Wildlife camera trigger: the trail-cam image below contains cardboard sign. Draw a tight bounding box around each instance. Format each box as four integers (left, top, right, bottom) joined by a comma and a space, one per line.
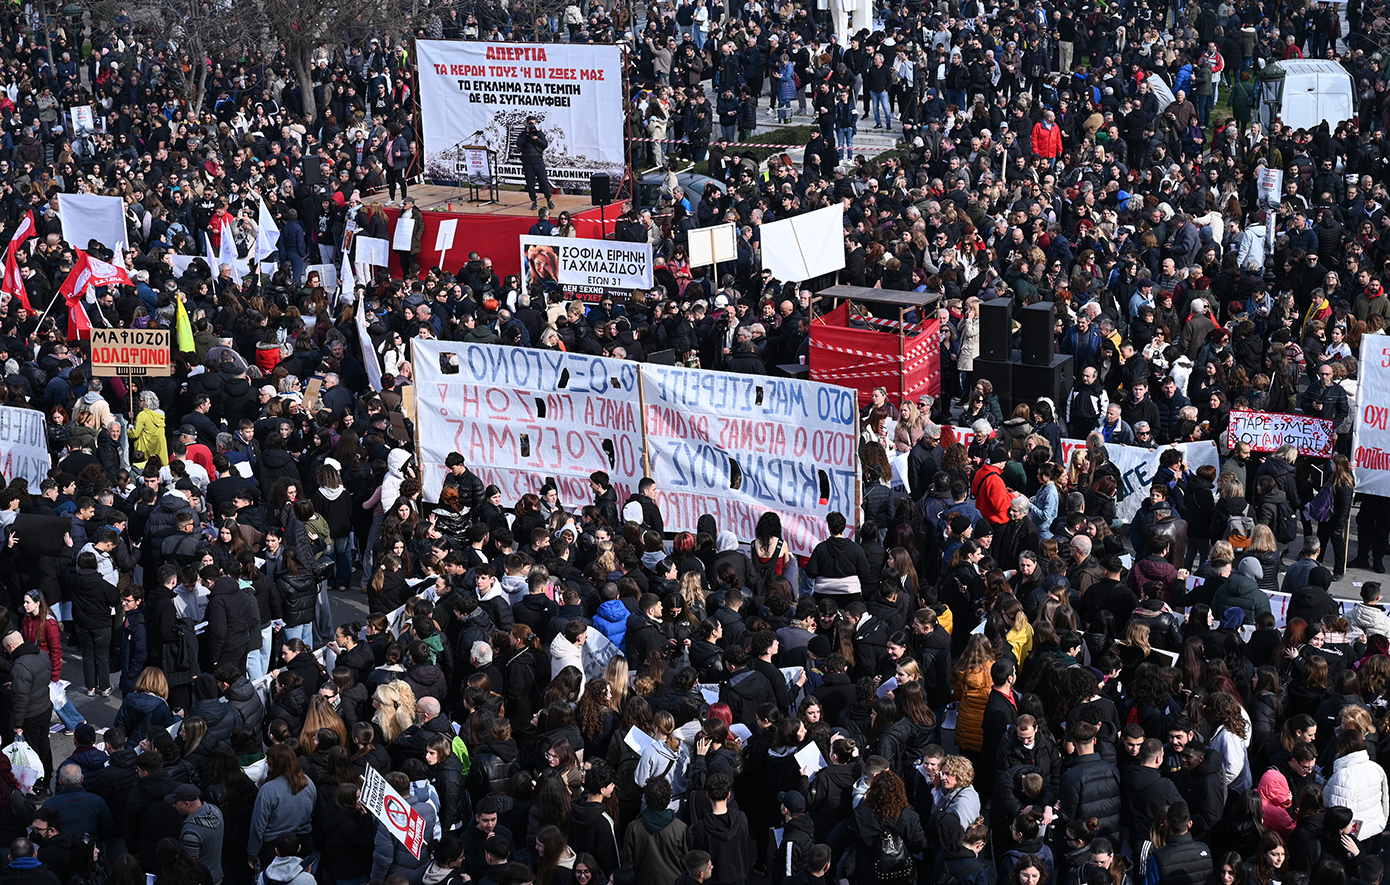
91, 328, 171, 376
360, 765, 426, 858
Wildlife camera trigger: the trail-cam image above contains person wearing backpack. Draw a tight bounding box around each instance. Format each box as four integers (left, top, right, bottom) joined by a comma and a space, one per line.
844, 769, 925, 884
1314, 454, 1355, 580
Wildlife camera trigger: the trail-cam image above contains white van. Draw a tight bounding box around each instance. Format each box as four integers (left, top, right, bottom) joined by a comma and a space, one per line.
1256, 59, 1356, 131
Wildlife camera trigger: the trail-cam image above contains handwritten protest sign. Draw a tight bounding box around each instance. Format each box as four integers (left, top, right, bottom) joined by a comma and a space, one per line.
1229, 409, 1334, 458
641, 365, 858, 556
411, 340, 645, 506
0, 407, 49, 491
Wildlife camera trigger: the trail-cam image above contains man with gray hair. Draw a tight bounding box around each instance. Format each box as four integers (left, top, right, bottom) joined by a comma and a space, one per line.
993, 496, 1040, 571
42, 763, 114, 840
1068, 535, 1105, 595
390, 696, 455, 765
318, 372, 354, 415
5, 632, 52, 791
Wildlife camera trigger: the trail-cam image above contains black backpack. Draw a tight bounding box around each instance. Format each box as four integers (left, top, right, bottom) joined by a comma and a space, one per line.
874, 821, 914, 880
1275, 500, 1299, 544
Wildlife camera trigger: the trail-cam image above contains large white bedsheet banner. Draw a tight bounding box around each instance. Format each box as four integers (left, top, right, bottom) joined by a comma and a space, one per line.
0, 406, 49, 490
411, 340, 644, 507
760, 204, 846, 283
416, 41, 624, 186
641, 364, 859, 556
58, 193, 126, 252
1354, 335, 1390, 495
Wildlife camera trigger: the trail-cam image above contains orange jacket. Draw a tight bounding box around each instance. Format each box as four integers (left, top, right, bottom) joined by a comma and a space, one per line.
953, 664, 992, 752
971, 463, 1013, 525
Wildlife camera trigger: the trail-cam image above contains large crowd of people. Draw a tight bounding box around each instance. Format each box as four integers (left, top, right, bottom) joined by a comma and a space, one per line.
0, 2, 1379, 885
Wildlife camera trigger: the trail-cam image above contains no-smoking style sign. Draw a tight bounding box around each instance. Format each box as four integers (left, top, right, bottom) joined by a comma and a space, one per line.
362, 765, 427, 858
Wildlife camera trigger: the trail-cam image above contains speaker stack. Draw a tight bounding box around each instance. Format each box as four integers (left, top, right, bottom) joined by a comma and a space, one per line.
1012, 300, 1074, 411
590, 172, 611, 205
969, 297, 1015, 413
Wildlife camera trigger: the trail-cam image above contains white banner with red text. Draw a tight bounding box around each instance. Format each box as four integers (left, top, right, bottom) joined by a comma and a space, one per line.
1356, 336, 1390, 495
1228, 408, 1334, 458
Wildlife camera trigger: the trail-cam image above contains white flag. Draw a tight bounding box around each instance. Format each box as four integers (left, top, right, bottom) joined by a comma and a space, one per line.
254, 198, 280, 263
348, 255, 383, 392
218, 219, 241, 285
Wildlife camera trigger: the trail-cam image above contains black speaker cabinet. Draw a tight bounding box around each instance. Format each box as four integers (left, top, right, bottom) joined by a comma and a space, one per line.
979, 297, 1013, 362
973, 351, 1018, 416
1020, 301, 1055, 365
590, 172, 612, 205
304, 156, 324, 186
1012, 354, 1074, 414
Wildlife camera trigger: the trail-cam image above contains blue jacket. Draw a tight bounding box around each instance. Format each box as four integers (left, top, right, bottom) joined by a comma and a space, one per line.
594, 599, 631, 651
112, 690, 174, 749
1061, 324, 1104, 367
282, 220, 307, 258
42, 787, 115, 839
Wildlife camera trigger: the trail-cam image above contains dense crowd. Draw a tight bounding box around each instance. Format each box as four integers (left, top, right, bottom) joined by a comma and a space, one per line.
0, 2, 1381, 885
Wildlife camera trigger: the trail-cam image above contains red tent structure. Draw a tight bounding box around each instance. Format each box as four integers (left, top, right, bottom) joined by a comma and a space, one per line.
809, 287, 942, 407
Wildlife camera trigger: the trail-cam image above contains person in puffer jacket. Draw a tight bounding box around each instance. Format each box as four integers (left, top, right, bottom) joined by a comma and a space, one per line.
1259, 769, 1295, 837
373, 770, 436, 883
1323, 730, 1390, 840
593, 585, 630, 652
1350, 582, 1390, 640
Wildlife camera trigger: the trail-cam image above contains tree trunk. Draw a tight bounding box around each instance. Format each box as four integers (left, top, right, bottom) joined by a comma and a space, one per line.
291, 44, 316, 122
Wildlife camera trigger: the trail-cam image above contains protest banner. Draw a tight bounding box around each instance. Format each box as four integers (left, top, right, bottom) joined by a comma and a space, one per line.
947, 426, 1217, 522
1355, 335, 1390, 494
416, 41, 624, 188
519, 235, 653, 303
0, 406, 49, 491
360, 765, 426, 858
640, 364, 859, 556
1228, 409, 1334, 458
411, 339, 645, 507
90, 328, 171, 376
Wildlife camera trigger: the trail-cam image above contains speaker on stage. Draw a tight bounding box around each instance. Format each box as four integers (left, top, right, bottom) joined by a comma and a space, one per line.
590, 173, 611, 205
973, 352, 1017, 416
1020, 301, 1055, 366
979, 297, 1012, 362
1013, 354, 1074, 414
304, 157, 324, 186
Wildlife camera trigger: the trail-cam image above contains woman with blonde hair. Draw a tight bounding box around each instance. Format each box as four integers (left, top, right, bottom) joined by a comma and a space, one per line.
299, 695, 349, 753
934, 755, 982, 829
633, 710, 689, 807
604, 656, 629, 713
113, 666, 175, 748
1245, 524, 1283, 593
952, 634, 996, 765
373, 681, 417, 743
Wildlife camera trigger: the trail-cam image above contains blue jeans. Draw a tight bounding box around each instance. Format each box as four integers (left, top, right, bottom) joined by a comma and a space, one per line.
836, 126, 855, 155
282, 623, 313, 646
693, 25, 706, 51
870, 90, 891, 128
248, 625, 273, 682
332, 536, 352, 587
721, 124, 737, 142
1196, 93, 1213, 126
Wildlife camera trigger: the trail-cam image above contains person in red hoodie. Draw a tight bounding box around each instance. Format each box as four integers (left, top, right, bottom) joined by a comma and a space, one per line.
1031, 109, 1063, 165
970, 449, 1014, 525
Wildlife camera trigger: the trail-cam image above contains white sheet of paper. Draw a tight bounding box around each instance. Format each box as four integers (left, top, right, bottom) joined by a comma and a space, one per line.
780, 666, 804, 689
794, 742, 828, 779
435, 218, 458, 252
877, 676, 899, 698
729, 724, 752, 742
773, 827, 785, 848
393, 217, 416, 251
624, 727, 655, 755
357, 236, 390, 267
698, 684, 721, 705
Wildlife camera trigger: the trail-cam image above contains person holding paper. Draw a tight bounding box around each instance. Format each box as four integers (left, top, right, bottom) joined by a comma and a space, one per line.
393, 199, 423, 279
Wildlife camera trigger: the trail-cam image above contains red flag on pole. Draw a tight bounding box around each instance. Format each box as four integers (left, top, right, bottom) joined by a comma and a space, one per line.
1, 250, 30, 312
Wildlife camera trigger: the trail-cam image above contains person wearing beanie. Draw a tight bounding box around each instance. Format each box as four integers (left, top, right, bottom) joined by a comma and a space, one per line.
1286, 565, 1340, 626
1210, 557, 1270, 626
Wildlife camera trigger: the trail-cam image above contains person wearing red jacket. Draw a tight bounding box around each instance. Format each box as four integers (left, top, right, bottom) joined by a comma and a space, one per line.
971, 452, 1015, 525
1031, 109, 1063, 164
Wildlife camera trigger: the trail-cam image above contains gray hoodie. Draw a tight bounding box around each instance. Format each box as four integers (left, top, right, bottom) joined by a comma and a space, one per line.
181, 803, 225, 883
260, 856, 315, 885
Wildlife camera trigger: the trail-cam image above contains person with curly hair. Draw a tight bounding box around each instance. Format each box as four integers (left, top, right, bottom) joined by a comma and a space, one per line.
845, 770, 926, 884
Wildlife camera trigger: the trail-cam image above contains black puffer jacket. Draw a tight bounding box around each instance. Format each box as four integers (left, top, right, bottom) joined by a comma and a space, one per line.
468, 739, 519, 802
69, 566, 119, 631
277, 570, 318, 627
432, 753, 466, 833
205, 577, 256, 663
1058, 752, 1122, 842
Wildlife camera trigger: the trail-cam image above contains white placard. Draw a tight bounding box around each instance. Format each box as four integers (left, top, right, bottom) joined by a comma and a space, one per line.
435, 219, 458, 253
393, 218, 416, 251
58, 193, 125, 254
357, 236, 390, 267
69, 105, 94, 134
689, 223, 737, 267
0, 406, 49, 490
360, 765, 426, 858
760, 204, 845, 282
306, 263, 338, 290
1354, 335, 1390, 494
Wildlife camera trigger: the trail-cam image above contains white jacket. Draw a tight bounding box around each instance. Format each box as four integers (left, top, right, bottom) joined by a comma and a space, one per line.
549, 634, 585, 689
1350, 602, 1390, 642
1236, 225, 1268, 271
1325, 749, 1390, 838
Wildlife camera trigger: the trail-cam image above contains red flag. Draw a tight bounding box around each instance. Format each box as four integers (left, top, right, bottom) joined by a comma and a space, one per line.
1, 250, 30, 312
66, 298, 90, 340
7, 212, 34, 256
59, 251, 92, 304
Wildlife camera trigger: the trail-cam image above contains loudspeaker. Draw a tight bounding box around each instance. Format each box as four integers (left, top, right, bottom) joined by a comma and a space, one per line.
973, 352, 1018, 416
1013, 354, 1074, 414
979, 297, 1013, 362
1020, 301, 1055, 365
304, 156, 324, 186
590, 172, 611, 205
